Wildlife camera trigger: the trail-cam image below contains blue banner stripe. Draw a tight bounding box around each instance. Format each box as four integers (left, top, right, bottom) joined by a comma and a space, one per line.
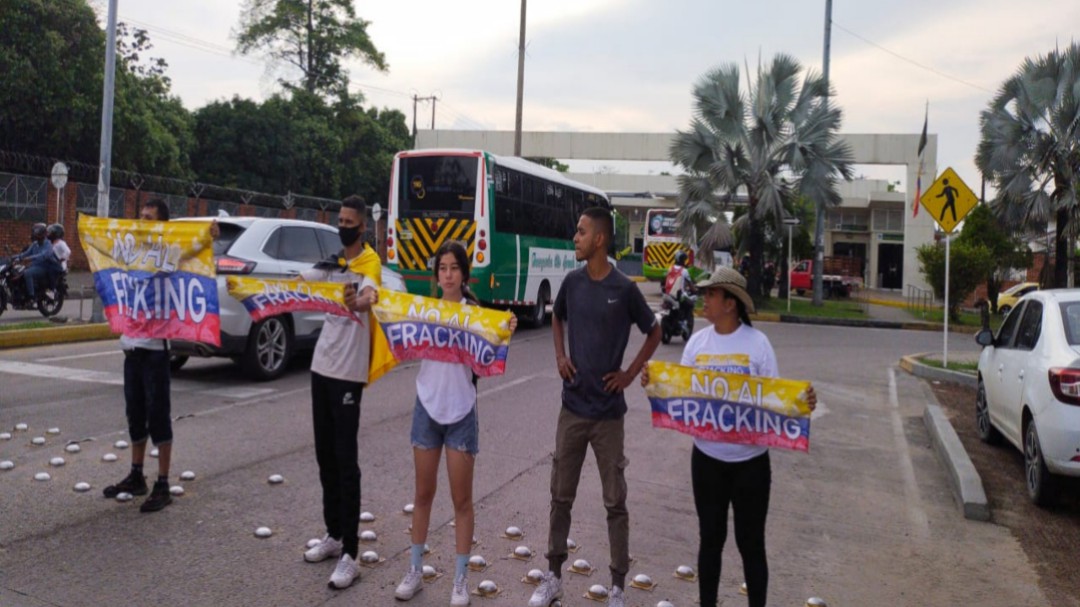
93, 267, 219, 316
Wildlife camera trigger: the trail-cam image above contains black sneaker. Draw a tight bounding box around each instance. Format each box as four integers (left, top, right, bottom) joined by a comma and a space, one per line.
103, 470, 148, 498
140, 481, 172, 513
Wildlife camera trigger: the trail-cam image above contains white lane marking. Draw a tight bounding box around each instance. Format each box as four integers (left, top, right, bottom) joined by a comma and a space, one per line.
0, 360, 277, 400
0, 360, 124, 385
888, 366, 930, 538
478, 373, 554, 398
37, 350, 124, 362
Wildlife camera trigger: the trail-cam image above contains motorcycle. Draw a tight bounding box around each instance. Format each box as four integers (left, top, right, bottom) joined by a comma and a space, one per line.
660, 291, 695, 344
0, 252, 67, 318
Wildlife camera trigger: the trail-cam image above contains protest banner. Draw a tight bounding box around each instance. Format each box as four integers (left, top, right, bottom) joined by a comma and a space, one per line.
645, 360, 813, 452
78, 214, 219, 345
372, 289, 513, 377
227, 277, 351, 323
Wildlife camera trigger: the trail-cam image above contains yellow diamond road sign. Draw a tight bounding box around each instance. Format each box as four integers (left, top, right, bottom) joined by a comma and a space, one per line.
920, 167, 978, 233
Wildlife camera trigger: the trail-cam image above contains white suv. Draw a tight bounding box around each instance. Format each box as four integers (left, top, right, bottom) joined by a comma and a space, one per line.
171, 217, 400, 381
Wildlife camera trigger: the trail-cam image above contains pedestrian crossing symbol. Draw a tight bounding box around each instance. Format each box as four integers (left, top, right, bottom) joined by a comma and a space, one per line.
920, 167, 978, 233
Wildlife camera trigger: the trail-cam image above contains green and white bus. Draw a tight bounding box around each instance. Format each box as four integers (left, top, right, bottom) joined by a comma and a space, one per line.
385, 149, 612, 324
642, 208, 696, 280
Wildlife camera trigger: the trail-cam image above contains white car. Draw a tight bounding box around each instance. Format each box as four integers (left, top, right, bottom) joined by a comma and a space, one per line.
975, 289, 1080, 506
171, 217, 401, 380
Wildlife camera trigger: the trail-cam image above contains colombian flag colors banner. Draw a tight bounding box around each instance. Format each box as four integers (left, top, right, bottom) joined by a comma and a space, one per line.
645, 360, 813, 452
78, 214, 220, 345
372, 289, 513, 377
227, 277, 351, 323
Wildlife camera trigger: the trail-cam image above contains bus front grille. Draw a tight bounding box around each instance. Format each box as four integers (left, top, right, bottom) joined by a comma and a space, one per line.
395, 218, 477, 271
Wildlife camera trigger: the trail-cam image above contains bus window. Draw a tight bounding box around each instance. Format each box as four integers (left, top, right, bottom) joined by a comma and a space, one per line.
399, 155, 477, 217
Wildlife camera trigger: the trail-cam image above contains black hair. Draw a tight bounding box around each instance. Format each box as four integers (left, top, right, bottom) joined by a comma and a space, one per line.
581, 206, 613, 244
143, 198, 169, 221
341, 194, 368, 220
718, 289, 753, 327
432, 240, 478, 305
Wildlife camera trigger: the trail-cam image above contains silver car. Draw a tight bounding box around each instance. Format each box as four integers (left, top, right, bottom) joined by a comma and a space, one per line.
171, 217, 400, 380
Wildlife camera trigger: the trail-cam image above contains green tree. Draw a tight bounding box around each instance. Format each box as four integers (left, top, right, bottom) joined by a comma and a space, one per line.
976, 42, 1080, 288
669, 55, 853, 304
0, 0, 106, 161
957, 203, 1032, 313
916, 241, 996, 321
236, 0, 388, 98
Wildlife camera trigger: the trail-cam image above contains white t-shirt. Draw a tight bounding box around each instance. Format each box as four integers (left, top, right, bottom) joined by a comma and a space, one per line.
302, 266, 376, 383
680, 323, 779, 462
52, 240, 71, 270
416, 298, 477, 424
119, 334, 166, 351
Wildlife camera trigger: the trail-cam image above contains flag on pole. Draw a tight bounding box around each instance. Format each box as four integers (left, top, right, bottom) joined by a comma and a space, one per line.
914, 104, 928, 218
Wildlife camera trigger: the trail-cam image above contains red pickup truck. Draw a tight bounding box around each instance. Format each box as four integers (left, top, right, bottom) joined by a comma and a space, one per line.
789, 258, 863, 298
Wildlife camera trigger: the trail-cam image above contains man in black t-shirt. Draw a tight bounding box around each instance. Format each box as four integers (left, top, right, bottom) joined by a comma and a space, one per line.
528, 207, 662, 607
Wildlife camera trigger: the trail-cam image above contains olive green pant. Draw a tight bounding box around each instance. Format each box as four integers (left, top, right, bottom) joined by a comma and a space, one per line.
544, 407, 629, 589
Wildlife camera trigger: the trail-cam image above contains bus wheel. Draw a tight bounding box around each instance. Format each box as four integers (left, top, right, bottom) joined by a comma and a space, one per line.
529, 282, 550, 327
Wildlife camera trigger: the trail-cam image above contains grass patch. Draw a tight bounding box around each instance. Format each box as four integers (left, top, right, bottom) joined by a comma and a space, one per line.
0, 320, 54, 332
917, 356, 979, 374
757, 297, 867, 319
910, 308, 1003, 331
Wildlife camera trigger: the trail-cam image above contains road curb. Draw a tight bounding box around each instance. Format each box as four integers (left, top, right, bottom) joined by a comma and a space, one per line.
901, 354, 990, 521
0, 323, 116, 350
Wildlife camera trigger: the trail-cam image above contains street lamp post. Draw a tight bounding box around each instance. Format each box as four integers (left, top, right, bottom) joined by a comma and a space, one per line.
91, 0, 120, 323
783, 217, 800, 313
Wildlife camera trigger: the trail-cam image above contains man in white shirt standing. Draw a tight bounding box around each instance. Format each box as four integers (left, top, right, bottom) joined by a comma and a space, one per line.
298, 195, 380, 590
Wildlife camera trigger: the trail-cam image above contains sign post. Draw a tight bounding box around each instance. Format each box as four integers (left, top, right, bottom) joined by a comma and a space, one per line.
50, 162, 68, 224
920, 167, 979, 368
372, 203, 383, 260
783, 217, 800, 313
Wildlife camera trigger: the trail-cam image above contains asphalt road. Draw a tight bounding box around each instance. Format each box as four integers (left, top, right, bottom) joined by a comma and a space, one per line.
0, 319, 1051, 607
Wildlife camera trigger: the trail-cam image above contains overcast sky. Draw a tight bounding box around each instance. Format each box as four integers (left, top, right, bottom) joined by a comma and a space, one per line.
111, 0, 1080, 194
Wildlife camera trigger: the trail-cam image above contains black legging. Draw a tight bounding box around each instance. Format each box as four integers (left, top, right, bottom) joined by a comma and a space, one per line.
691, 446, 771, 607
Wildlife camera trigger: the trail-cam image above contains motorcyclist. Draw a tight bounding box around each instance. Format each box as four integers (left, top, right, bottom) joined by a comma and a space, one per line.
15, 223, 52, 301
663, 251, 696, 329
35, 223, 70, 291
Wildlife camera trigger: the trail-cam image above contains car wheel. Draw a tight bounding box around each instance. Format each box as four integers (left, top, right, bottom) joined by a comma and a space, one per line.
974, 380, 1002, 445
1024, 419, 1059, 508
529, 281, 550, 327
243, 316, 294, 381
169, 354, 189, 372
999, 305, 1011, 316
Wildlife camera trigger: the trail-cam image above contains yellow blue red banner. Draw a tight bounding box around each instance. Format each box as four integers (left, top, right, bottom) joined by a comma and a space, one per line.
372, 289, 514, 377
645, 360, 813, 452
78, 214, 220, 345
227, 277, 351, 323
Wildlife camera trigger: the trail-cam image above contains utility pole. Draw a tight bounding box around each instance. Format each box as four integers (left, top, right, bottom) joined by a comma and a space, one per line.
412, 94, 438, 139
812, 0, 833, 307
513, 0, 527, 156
92, 0, 119, 323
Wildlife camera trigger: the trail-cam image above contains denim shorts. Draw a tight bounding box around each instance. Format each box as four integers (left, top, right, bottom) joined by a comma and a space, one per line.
410, 398, 479, 455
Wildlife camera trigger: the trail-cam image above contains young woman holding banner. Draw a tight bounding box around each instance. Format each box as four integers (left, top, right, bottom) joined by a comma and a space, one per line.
642, 266, 816, 607
394, 241, 517, 606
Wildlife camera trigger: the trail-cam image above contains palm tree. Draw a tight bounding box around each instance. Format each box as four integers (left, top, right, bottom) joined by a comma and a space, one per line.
670, 55, 853, 303
976, 42, 1080, 288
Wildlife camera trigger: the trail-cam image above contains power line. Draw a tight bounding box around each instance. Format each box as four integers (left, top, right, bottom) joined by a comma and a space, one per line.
832, 21, 994, 94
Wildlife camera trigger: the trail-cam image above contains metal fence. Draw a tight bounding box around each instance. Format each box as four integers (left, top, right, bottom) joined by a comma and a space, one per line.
75, 183, 124, 217
0, 172, 47, 222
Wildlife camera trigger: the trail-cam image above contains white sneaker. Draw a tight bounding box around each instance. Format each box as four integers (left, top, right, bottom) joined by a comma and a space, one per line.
394, 567, 424, 600
608, 585, 625, 607
304, 535, 343, 563
527, 572, 562, 607
450, 575, 470, 606
328, 553, 359, 589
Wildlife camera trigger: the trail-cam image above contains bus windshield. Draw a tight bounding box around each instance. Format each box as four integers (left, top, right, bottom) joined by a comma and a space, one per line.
647, 210, 679, 237
398, 155, 478, 217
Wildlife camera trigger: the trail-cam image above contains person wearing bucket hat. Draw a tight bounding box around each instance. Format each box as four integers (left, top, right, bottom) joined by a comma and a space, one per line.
642, 266, 816, 607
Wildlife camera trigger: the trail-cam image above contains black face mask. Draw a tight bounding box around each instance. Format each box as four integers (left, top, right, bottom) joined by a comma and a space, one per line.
338, 225, 361, 247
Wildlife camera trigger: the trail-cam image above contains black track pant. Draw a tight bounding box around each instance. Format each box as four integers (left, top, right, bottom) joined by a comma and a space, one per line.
692, 447, 771, 607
